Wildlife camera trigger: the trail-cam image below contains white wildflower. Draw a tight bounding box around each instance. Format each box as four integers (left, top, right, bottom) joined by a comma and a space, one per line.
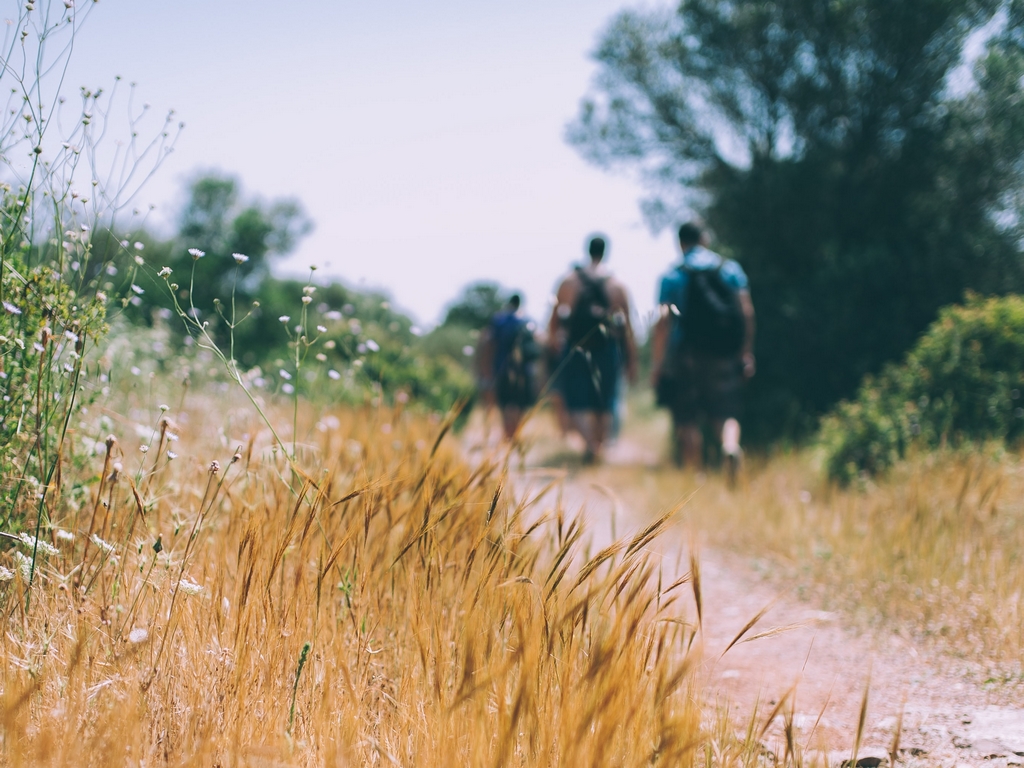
278, 315, 290, 323
2, 301, 21, 315
130, 284, 144, 295
167, 451, 178, 460
366, 339, 380, 352
315, 353, 327, 362
134, 242, 144, 251
279, 370, 292, 380
324, 310, 342, 321
128, 627, 149, 643
18, 532, 59, 556
54, 529, 75, 542
178, 578, 203, 596
0, 565, 13, 581
282, 383, 295, 394
12, 551, 32, 580
90, 533, 116, 554
188, 248, 205, 260
134, 255, 145, 266
302, 285, 316, 296
316, 325, 327, 333
301, 296, 312, 305
232, 252, 249, 264
158, 266, 172, 277
328, 369, 341, 380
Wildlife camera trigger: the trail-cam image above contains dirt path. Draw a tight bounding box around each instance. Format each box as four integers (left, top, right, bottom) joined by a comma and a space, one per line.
486, 425, 1024, 767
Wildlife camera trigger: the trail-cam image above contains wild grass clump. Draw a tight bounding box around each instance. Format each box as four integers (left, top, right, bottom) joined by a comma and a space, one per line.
0, 400, 725, 766
819, 294, 1024, 483
628, 449, 1024, 664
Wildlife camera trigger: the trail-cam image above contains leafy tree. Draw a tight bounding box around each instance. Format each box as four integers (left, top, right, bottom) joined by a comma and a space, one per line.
441, 281, 512, 329
569, 0, 1024, 441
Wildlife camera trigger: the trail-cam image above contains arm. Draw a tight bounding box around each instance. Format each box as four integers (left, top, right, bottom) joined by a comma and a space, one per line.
547, 277, 574, 354
650, 305, 671, 386
611, 281, 639, 383
738, 289, 755, 378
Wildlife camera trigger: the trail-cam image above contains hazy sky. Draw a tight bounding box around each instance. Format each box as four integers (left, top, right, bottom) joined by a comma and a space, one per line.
61, 0, 679, 328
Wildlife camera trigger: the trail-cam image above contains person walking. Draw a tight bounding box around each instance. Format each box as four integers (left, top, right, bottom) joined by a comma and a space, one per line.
548, 235, 637, 463
651, 222, 755, 481
477, 294, 539, 441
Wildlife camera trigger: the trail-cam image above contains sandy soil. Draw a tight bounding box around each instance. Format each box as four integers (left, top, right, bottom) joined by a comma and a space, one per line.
468, 416, 1024, 767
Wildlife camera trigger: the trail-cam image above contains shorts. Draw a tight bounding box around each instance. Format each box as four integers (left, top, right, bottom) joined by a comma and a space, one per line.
658, 355, 743, 425
559, 342, 621, 413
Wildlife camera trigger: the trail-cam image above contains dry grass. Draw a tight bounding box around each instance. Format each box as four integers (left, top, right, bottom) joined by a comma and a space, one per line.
0, 396, 769, 766
594, 403, 1024, 667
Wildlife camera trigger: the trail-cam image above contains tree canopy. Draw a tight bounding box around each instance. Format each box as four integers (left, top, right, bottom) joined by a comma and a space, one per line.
570, 0, 1024, 441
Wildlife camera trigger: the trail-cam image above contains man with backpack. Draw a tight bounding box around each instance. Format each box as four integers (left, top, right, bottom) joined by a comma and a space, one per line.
477, 293, 539, 441
548, 236, 638, 463
651, 222, 755, 480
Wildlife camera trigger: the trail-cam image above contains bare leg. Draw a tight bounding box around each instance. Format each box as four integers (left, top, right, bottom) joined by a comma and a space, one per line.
571, 411, 600, 462
676, 423, 703, 470
502, 406, 522, 441
719, 417, 742, 485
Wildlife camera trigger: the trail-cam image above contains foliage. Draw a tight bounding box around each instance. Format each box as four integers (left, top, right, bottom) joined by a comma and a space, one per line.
819, 294, 1024, 483
0, 253, 106, 529
440, 280, 512, 330
569, 0, 1024, 442
0, 1, 175, 541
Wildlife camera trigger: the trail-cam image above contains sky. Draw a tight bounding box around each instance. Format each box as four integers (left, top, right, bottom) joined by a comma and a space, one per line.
47, 0, 680, 329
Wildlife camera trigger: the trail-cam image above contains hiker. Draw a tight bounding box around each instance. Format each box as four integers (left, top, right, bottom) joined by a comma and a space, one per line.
651, 222, 755, 479
477, 294, 539, 441
548, 235, 638, 462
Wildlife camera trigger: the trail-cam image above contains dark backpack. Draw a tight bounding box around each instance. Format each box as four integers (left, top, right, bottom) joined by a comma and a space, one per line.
491, 313, 539, 402
566, 267, 612, 350
678, 264, 745, 357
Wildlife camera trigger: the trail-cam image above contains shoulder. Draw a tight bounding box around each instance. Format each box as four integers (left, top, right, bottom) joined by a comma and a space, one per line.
657, 266, 685, 304
719, 258, 749, 290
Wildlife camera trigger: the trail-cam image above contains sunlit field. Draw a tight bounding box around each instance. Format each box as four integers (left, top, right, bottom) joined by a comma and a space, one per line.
586, 396, 1024, 669
1, 394, 727, 766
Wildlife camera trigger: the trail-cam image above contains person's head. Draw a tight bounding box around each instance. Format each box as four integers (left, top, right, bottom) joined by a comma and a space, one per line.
677, 222, 704, 249
587, 235, 607, 263
507, 293, 521, 311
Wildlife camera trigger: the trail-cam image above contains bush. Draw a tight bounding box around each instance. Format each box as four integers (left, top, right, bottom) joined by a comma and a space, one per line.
819, 294, 1024, 483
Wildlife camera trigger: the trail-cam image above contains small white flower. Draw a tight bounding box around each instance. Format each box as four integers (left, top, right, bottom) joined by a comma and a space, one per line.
282, 383, 295, 394
134, 242, 144, 251
167, 451, 178, 460
0, 566, 13, 581
324, 310, 342, 321
301, 296, 312, 305
302, 285, 316, 296
134, 255, 145, 266
90, 533, 116, 554
328, 369, 341, 380
167, 432, 179, 441
231, 252, 249, 264
11, 552, 31, 580
316, 325, 327, 333
2, 301, 21, 315
130, 284, 144, 295
279, 370, 292, 380
158, 266, 172, 277
64, 330, 79, 343
366, 339, 380, 352
188, 248, 205, 260
18, 532, 59, 556
128, 627, 149, 644
178, 578, 203, 596
54, 529, 75, 542
140, 445, 149, 453
463, 345, 475, 357
315, 353, 327, 362
278, 315, 290, 323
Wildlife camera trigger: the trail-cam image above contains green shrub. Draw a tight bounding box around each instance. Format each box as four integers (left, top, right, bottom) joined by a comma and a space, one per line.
0, 255, 107, 527
819, 294, 1024, 483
